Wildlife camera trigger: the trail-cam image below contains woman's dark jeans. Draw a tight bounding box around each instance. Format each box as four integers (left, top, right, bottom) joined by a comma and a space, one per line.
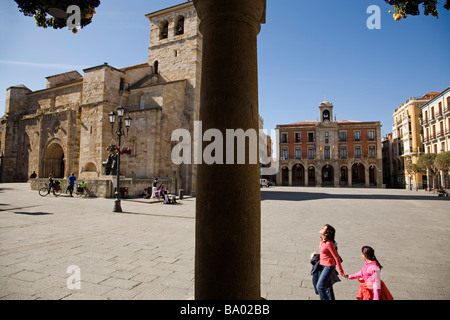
316, 266, 336, 300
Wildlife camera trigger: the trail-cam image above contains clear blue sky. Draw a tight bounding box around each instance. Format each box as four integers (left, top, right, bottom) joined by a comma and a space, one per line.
1, 0, 449, 137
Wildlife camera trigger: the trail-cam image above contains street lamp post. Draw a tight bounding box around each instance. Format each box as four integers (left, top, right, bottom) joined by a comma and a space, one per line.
109, 106, 132, 212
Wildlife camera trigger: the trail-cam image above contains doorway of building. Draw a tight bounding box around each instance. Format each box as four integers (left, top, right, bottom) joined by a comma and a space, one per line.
351, 163, 365, 186
340, 166, 348, 187
281, 166, 289, 186
369, 165, 377, 186
322, 165, 334, 187
308, 166, 315, 186
292, 164, 305, 186
43, 143, 65, 178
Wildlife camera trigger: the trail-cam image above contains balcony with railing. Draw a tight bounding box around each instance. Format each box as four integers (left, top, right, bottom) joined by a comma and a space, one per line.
444, 105, 450, 115
424, 133, 436, 143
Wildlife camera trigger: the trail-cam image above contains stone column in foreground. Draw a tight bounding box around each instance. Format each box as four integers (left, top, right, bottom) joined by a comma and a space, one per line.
193, 0, 266, 300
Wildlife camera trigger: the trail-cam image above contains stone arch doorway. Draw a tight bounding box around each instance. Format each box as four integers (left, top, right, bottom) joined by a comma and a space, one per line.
308, 166, 315, 186
369, 165, 377, 186
43, 143, 65, 178
292, 164, 305, 186
322, 164, 334, 187
281, 166, 289, 186
340, 166, 348, 187
351, 163, 365, 186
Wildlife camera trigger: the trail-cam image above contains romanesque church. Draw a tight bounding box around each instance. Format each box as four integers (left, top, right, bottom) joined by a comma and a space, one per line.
1, 2, 200, 196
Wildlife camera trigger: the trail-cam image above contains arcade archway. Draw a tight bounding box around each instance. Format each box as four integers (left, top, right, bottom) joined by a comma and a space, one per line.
322, 165, 334, 187
351, 163, 365, 186
292, 164, 305, 186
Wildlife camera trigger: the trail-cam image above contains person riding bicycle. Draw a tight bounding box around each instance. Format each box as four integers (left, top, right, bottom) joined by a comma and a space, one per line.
47, 173, 55, 195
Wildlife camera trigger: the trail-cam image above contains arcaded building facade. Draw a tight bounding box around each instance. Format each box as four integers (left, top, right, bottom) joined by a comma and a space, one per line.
276, 101, 382, 187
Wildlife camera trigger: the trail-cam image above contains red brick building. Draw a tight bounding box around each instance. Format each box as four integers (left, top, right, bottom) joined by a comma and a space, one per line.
276, 101, 382, 187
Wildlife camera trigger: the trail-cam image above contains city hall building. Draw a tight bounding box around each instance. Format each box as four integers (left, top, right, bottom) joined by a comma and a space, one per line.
276, 101, 382, 187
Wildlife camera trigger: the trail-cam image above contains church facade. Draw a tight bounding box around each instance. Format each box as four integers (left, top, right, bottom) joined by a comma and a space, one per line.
276, 101, 383, 187
0, 2, 200, 196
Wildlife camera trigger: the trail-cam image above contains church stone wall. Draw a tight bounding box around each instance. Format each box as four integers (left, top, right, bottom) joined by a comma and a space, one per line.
1, 2, 201, 194
78, 105, 103, 179
82, 67, 107, 105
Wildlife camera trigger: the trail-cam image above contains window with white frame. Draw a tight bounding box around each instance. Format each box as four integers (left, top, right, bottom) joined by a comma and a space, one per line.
340, 146, 347, 158
369, 146, 376, 158
355, 146, 362, 158
308, 147, 315, 159
282, 147, 288, 159
324, 146, 330, 159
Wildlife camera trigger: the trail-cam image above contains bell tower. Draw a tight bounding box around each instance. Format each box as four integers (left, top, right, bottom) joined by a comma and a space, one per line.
319, 100, 333, 124
145, 1, 201, 88
145, 1, 202, 193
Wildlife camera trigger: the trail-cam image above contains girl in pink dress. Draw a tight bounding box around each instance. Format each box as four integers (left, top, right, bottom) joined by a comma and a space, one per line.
345, 246, 393, 300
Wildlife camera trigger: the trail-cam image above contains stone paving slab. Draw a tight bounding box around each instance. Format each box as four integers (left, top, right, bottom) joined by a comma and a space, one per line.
1, 183, 449, 300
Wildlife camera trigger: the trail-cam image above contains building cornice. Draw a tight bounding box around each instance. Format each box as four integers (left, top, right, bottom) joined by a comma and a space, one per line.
420, 87, 450, 109
145, 1, 195, 20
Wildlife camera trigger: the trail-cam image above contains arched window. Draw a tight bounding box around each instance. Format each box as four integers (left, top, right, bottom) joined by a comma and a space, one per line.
323, 110, 330, 121
160, 20, 169, 39
175, 16, 185, 35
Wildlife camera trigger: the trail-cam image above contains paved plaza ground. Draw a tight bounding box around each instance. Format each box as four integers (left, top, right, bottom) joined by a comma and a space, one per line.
0, 183, 449, 300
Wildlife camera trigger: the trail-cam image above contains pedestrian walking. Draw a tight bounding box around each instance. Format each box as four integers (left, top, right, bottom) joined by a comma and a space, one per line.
314, 224, 346, 300
150, 179, 158, 199
345, 246, 393, 300
68, 172, 77, 197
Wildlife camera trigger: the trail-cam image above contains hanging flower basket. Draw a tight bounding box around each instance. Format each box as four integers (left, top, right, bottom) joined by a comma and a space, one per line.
107, 145, 119, 154
107, 145, 132, 155
120, 147, 132, 155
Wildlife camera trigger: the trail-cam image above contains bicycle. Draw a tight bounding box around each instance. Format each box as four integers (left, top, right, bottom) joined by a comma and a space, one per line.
75, 181, 87, 197
66, 181, 87, 197
38, 183, 62, 197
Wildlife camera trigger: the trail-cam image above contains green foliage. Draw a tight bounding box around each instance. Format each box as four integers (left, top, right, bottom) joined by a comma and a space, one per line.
435, 151, 450, 173
384, 0, 449, 19
406, 163, 423, 174
417, 153, 437, 174
14, 0, 100, 30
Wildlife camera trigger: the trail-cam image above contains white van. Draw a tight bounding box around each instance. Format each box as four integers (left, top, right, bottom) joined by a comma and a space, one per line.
260, 179, 268, 187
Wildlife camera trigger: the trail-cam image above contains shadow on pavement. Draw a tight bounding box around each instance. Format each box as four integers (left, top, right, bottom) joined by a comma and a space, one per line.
261, 190, 450, 202
14, 211, 53, 215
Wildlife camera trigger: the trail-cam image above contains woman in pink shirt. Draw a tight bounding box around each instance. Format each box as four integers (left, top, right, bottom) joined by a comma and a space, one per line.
315, 224, 346, 300
345, 246, 393, 300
